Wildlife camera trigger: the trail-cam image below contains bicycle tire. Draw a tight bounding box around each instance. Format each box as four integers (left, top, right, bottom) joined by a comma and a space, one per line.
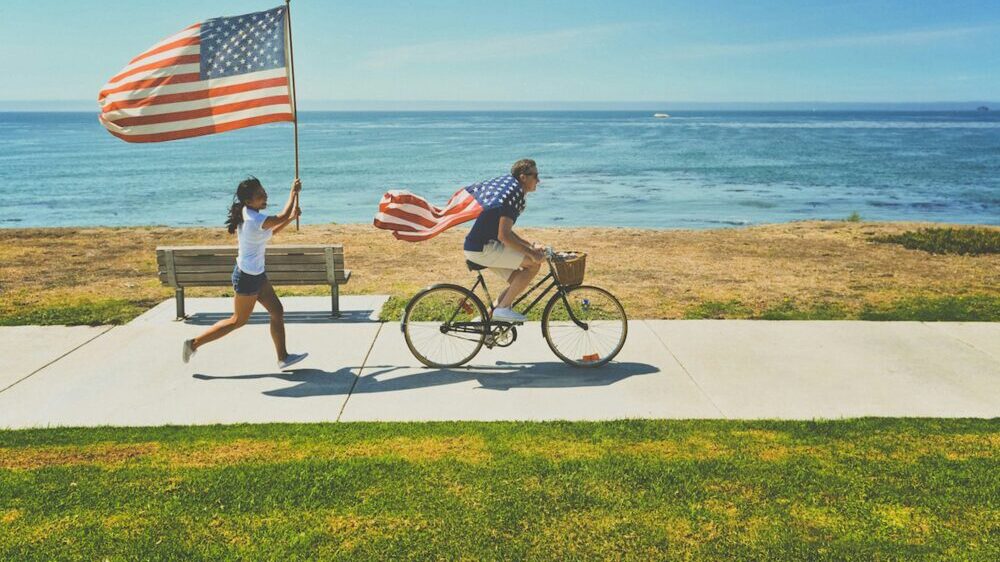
402, 284, 488, 368
541, 285, 628, 367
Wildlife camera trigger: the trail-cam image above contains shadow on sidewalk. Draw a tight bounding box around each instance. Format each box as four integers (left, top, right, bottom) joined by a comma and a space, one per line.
193, 361, 659, 397
184, 310, 378, 325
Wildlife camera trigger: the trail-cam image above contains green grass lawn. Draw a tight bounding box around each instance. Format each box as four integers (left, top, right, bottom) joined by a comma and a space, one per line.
2, 420, 997, 560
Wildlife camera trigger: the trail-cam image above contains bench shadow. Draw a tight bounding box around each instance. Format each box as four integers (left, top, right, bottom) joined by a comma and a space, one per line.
192, 361, 659, 398
184, 310, 377, 325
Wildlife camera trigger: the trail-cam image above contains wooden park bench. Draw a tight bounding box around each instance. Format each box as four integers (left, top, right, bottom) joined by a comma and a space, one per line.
156, 245, 350, 320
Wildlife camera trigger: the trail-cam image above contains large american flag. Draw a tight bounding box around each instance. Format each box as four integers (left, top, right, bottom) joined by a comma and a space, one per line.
374, 175, 526, 241
98, 6, 293, 143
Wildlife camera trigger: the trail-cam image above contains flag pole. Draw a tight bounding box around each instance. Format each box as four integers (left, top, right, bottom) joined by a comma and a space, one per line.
285, 0, 300, 230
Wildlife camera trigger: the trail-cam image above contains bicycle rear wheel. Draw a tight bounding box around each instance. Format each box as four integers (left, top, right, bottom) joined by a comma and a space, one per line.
402, 284, 488, 368
542, 285, 628, 367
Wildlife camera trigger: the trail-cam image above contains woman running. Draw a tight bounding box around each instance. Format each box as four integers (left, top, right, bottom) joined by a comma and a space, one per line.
182, 176, 308, 370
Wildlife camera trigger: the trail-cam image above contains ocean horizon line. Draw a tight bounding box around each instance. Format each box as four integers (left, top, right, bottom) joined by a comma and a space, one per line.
1, 100, 996, 112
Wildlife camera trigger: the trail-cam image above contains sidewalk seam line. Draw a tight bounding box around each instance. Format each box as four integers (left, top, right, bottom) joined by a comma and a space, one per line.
918, 321, 1000, 365
0, 326, 116, 395
336, 321, 383, 422
644, 320, 728, 418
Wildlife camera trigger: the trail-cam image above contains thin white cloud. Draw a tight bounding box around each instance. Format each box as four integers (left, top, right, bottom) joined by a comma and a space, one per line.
661, 24, 999, 60
361, 24, 632, 69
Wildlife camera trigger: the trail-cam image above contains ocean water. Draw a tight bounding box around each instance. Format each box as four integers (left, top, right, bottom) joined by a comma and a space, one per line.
0, 111, 997, 229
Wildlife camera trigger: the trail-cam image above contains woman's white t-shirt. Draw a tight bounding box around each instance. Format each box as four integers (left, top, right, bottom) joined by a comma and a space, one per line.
236, 207, 272, 275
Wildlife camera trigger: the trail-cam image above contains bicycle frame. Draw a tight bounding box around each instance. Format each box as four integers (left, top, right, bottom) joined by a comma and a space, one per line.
461, 258, 590, 331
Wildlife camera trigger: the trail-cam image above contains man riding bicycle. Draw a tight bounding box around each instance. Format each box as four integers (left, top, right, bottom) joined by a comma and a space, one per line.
462, 159, 545, 323
388, 159, 629, 368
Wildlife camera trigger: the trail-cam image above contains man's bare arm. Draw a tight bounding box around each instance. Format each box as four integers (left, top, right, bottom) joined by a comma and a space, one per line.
498, 217, 544, 262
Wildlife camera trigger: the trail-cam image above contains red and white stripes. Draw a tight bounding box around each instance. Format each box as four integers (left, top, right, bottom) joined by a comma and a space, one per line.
374, 188, 484, 241
97, 20, 293, 143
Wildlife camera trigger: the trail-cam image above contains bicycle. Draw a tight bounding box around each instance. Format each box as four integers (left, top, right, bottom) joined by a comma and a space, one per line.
402, 248, 628, 368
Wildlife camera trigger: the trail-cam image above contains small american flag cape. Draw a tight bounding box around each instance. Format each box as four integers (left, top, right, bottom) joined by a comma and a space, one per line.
98, 6, 293, 143
374, 175, 525, 241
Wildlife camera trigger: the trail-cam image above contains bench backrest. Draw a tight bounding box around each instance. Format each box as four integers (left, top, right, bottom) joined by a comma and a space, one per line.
156, 245, 346, 287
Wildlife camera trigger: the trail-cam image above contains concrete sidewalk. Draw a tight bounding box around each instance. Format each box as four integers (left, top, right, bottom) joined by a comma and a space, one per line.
0, 296, 997, 428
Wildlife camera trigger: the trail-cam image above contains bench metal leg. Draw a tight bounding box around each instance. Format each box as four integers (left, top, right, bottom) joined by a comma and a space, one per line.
175, 287, 186, 320
330, 284, 341, 318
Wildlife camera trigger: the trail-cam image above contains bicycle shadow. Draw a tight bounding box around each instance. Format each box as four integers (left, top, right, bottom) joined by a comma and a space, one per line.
192, 361, 659, 398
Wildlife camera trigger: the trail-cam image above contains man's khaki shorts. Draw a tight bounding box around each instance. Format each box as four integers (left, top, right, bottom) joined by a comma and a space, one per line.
464, 240, 526, 281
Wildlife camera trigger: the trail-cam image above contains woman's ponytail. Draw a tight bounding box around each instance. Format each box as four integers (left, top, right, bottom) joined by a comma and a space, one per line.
225, 200, 244, 234
225, 176, 262, 234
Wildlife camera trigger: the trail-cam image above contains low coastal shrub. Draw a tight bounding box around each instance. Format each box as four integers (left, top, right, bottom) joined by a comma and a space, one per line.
873, 227, 1000, 255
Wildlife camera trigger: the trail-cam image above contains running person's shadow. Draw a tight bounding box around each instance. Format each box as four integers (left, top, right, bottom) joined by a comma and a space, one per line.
193, 361, 659, 397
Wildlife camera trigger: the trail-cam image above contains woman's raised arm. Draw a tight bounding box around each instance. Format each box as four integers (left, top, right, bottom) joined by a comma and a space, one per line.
263, 179, 301, 230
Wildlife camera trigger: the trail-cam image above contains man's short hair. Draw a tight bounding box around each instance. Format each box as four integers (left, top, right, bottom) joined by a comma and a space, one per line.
510, 159, 537, 179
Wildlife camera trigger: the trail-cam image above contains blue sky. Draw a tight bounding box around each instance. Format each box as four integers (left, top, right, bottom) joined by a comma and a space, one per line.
1, 0, 997, 105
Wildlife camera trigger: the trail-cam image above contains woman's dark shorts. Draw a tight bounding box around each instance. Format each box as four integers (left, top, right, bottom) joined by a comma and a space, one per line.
232, 265, 267, 296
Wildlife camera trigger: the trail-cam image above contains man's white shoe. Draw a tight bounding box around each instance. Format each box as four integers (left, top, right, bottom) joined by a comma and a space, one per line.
491, 307, 527, 323
182, 339, 196, 364
278, 352, 309, 370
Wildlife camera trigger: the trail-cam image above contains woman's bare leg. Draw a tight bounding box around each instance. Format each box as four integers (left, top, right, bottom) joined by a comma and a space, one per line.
255, 281, 289, 361
191, 293, 258, 350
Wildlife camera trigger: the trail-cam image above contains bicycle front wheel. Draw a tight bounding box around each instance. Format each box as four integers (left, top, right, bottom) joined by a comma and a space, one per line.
542, 285, 628, 367
402, 284, 488, 368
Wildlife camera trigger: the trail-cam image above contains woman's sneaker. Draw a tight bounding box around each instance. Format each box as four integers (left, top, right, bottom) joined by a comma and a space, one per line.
182, 339, 196, 363
278, 352, 309, 370
491, 307, 527, 323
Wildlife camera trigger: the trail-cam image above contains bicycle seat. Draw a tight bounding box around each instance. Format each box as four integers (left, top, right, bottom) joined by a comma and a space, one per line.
465, 260, 488, 271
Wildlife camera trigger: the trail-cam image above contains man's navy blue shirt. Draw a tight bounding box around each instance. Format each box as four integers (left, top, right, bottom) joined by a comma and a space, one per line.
463, 175, 526, 252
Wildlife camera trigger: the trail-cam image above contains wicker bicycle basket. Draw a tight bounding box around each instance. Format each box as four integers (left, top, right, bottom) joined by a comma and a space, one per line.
552, 251, 587, 286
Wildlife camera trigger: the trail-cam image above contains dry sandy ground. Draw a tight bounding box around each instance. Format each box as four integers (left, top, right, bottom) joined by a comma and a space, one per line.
1, 221, 998, 318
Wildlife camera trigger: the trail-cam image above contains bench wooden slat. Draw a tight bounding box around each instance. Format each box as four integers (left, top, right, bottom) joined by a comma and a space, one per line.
156, 249, 340, 258
158, 244, 342, 254
158, 252, 341, 266
160, 271, 351, 284
161, 257, 343, 268
159, 263, 337, 274
162, 255, 341, 267
157, 259, 344, 272
158, 270, 352, 286
160, 263, 328, 275
166, 250, 343, 259
159, 244, 343, 249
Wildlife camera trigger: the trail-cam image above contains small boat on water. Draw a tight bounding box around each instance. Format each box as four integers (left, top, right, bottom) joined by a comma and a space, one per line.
977, 106, 989, 112
653, 113, 670, 118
